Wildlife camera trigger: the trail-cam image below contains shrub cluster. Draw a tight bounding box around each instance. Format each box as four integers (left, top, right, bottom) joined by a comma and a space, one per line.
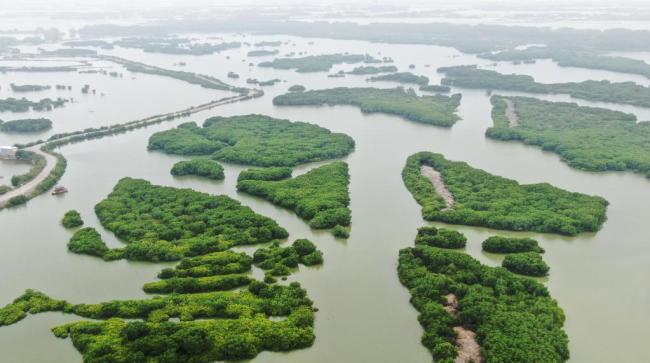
170, 159, 225, 180
253, 239, 323, 276
502, 252, 550, 277
482, 236, 544, 253
61, 210, 84, 228
414, 226, 466, 248
238, 167, 292, 182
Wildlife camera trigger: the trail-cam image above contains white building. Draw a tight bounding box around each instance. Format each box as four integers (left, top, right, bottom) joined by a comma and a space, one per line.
0, 146, 17, 159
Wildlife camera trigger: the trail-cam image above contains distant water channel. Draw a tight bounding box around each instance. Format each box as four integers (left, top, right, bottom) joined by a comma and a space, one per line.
1, 34, 649, 362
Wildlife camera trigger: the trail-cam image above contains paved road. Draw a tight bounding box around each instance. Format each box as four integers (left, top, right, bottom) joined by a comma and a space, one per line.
0, 146, 57, 207
0, 91, 260, 208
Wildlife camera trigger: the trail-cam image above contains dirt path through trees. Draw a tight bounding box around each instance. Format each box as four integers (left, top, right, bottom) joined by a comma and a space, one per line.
420, 165, 455, 211
443, 293, 483, 363
504, 98, 519, 127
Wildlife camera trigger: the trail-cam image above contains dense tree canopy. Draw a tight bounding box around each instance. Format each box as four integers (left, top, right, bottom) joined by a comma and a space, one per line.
170, 159, 225, 180
439, 65, 650, 108
347, 65, 398, 74
61, 210, 84, 228
248, 49, 279, 57
238, 167, 292, 182
0, 118, 52, 132
258, 53, 379, 72
403, 152, 608, 235
68, 227, 109, 257
502, 252, 550, 277
479, 46, 650, 79
237, 162, 351, 233
367, 72, 429, 85
488, 96, 650, 178
399, 242, 568, 362
414, 226, 466, 249
482, 236, 544, 253
0, 282, 316, 362
253, 239, 323, 277
88, 178, 288, 262
149, 115, 354, 167
273, 87, 461, 127
419, 84, 450, 93
0, 98, 66, 112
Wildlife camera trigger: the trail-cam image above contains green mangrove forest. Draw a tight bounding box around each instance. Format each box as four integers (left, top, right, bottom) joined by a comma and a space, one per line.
403, 152, 608, 235
367, 72, 429, 86
0, 118, 52, 133
170, 159, 225, 180
398, 227, 568, 362
273, 87, 461, 127
439, 65, 650, 108
237, 162, 351, 233
489, 95, 650, 178
61, 210, 84, 229
258, 53, 378, 72
68, 178, 289, 262
348, 65, 398, 74
148, 115, 355, 167
479, 47, 650, 79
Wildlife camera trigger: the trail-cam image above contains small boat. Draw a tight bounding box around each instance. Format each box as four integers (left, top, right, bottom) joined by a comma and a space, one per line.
52, 186, 68, 195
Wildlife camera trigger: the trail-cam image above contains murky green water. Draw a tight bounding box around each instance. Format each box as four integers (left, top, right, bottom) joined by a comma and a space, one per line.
1, 34, 649, 363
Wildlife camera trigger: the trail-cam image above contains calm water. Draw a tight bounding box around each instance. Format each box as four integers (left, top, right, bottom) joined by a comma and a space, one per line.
0, 34, 649, 363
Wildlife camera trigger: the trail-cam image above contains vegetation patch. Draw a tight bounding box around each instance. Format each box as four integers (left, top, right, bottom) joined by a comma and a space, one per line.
0, 118, 52, 133
419, 84, 450, 93
479, 47, 650, 79
288, 84, 306, 92
367, 72, 429, 85
149, 115, 354, 167
332, 225, 350, 239
238, 167, 292, 182
237, 162, 351, 233
439, 65, 650, 108
68, 227, 110, 258
398, 242, 568, 362
259, 53, 378, 72
482, 236, 544, 253
347, 65, 398, 74
0, 283, 316, 362
248, 49, 279, 57
254, 239, 323, 277
502, 252, 550, 277
273, 87, 461, 127
171, 159, 225, 180
489, 95, 650, 178
403, 152, 608, 235
0, 97, 66, 112
10, 84, 50, 92
414, 226, 466, 249
79, 178, 288, 262
158, 251, 252, 279
61, 210, 84, 228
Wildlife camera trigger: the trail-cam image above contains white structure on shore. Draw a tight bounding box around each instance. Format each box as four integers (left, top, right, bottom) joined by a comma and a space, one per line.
0, 146, 17, 159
